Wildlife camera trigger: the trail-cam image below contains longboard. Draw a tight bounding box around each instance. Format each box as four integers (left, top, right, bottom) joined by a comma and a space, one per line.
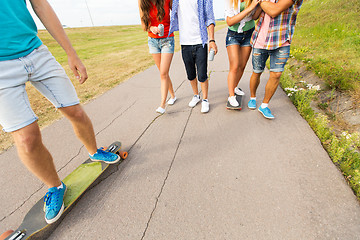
226, 92, 243, 110
5, 141, 128, 240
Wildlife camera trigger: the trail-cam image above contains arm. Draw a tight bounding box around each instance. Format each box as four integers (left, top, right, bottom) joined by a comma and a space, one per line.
207, 24, 218, 54
252, 5, 263, 20
226, 0, 260, 27
138, 0, 147, 31
30, 0, 88, 84
259, 0, 295, 18
138, 0, 160, 34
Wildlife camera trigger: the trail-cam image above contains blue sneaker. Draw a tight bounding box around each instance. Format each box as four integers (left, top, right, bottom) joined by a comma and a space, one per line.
258, 106, 275, 119
89, 148, 120, 164
248, 99, 256, 109
44, 182, 66, 224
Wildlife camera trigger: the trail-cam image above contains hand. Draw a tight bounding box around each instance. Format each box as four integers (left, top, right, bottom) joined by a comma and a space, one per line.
150, 26, 160, 35
209, 41, 218, 55
68, 54, 88, 84
250, 0, 261, 9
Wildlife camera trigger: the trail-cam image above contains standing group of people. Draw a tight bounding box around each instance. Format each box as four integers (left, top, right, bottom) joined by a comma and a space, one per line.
139, 0, 303, 120
0, 0, 302, 227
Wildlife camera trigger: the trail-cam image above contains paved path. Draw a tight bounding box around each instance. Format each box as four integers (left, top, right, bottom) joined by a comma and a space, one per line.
1, 28, 360, 239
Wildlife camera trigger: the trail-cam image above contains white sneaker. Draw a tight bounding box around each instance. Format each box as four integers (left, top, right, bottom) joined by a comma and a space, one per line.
156, 107, 165, 114
234, 87, 245, 96
188, 95, 200, 108
228, 96, 239, 107
201, 100, 210, 113
167, 96, 177, 105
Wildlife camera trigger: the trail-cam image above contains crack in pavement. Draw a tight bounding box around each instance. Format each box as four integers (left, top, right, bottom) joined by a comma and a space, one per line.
141, 106, 193, 240
0, 101, 137, 225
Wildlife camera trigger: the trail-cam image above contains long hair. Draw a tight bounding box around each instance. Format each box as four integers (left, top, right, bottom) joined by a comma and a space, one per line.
230, 0, 253, 10
140, 0, 165, 31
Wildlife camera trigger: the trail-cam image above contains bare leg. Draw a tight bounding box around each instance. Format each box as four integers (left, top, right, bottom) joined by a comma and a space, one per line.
227, 46, 252, 96
12, 122, 61, 188
152, 53, 175, 108
263, 71, 282, 103
189, 78, 199, 96
200, 79, 209, 100
59, 104, 97, 155
249, 72, 262, 98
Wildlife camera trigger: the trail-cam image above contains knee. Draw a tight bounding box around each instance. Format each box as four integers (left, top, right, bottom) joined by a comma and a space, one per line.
270, 72, 282, 80
62, 105, 88, 122
15, 131, 42, 153
160, 72, 169, 81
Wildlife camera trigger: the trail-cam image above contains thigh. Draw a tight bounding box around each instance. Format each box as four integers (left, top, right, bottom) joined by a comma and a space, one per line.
148, 37, 161, 54
195, 44, 208, 82
269, 45, 290, 73
29, 45, 80, 108
238, 46, 252, 69
0, 84, 38, 132
181, 45, 197, 80
160, 37, 175, 54
227, 44, 241, 69
252, 48, 269, 73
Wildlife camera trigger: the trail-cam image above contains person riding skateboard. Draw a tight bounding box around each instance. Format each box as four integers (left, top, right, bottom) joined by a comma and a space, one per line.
247, 0, 303, 119
0, 0, 120, 224
169, 0, 218, 113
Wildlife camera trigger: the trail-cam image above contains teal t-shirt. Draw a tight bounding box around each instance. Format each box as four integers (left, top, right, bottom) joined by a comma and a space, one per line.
228, 2, 255, 32
0, 0, 42, 61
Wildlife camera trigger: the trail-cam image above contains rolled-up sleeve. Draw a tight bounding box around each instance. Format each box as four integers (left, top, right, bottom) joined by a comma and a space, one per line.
205, 0, 216, 27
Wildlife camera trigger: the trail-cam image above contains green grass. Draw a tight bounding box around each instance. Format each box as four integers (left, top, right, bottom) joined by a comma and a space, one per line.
0, 21, 227, 152
291, 0, 360, 94
281, 66, 360, 198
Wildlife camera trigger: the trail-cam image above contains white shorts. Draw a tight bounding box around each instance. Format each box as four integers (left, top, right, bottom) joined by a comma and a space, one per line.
0, 45, 79, 132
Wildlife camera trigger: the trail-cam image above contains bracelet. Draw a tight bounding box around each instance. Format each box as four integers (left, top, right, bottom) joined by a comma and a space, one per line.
209, 40, 215, 43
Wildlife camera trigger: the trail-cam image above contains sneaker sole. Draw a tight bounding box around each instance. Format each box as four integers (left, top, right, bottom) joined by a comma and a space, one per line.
91, 154, 121, 164
258, 108, 275, 119
248, 106, 256, 110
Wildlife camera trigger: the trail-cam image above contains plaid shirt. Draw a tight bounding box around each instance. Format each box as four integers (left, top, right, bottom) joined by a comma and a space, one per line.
251, 0, 303, 50
169, 0, 216, 47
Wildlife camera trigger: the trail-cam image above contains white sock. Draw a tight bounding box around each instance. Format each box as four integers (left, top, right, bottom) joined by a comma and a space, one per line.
57, 183, 63, 189
250, 97, 256, 100
261, 103, 268, 109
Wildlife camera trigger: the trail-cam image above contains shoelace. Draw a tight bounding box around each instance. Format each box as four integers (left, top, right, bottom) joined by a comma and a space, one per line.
44, 191, 60, 211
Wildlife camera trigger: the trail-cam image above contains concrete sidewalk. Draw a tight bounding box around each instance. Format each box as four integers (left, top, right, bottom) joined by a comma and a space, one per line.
1, 28, 360, 239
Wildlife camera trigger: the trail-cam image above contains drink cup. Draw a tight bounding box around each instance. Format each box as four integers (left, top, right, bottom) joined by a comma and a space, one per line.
208, 48, 215, 61
158, 24, 164, 37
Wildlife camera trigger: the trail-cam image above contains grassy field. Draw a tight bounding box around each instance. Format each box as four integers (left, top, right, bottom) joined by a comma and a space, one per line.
0, 21, 227, 152
290, 0, 360, 98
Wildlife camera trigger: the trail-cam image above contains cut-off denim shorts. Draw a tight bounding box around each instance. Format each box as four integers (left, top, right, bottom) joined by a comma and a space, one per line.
148, 36, 175, 54
226, 28, 254, 47
0, 45, 79, 132
252, 45, 291, 73
181, 44, 208, 82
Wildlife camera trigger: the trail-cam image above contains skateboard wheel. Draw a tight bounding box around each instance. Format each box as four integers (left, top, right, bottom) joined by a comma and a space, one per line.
117, 151, 128, 160
0, 230, 14, 240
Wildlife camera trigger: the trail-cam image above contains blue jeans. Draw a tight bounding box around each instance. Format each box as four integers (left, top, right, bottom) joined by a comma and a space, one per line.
0, 45, 79, 132
226, 28, 254, 47
148, 37, 175, 54
252, 45, 291, 73
181, 44, 208, 82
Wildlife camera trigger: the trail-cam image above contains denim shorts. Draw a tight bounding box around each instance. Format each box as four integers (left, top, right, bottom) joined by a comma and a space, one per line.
252, 45, 291, 73
226, 28, 254, 47
181, 44, 208, 82
148, 36, 175, 54
0, 45, 79, 132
